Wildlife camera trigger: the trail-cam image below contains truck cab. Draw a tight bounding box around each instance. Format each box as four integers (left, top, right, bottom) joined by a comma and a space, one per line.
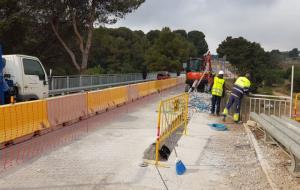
2, 55, 48, 101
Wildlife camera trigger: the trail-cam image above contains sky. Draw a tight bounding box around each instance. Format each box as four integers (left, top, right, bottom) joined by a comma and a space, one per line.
110, 0, 300, 54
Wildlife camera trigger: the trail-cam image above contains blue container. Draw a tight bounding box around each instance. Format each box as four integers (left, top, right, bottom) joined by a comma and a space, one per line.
208, 123, 227, 131
176, 159, 186, 175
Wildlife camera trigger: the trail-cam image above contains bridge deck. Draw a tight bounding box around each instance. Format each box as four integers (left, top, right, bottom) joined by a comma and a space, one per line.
0, 87, 272, 190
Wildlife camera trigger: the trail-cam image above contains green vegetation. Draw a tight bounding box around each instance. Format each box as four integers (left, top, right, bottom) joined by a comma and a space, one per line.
285, 67, 300, 92
89, 27, 207, 74
0, 0, 208, 75
145, 27, 197, 74
217, 36, 299, 93
256, 87, 273, 95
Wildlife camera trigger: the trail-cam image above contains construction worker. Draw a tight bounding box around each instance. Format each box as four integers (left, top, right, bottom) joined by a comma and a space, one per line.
222, 73, 251, 123
210, 70, 225, 116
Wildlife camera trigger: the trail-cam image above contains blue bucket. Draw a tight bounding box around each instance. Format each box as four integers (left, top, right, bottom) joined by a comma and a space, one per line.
208, 123, 227, 131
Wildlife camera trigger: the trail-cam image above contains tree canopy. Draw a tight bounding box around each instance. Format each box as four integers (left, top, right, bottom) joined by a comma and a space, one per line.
1, 1, 209, 75
187, 31, 208, 57
217, 36, 278, 85
145, 27, 196, 74
23, 0, 145, 72
289, 48, 299, 58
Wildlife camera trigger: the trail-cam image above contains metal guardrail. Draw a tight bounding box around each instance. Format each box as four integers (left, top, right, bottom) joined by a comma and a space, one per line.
49, 72, 178, 96
221, 92, 292, 122
248, 94, 291, 118
250, 113, 300, 175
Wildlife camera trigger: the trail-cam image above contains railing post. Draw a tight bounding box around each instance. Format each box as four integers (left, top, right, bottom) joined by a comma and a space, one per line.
67, 76, 70, 89
51, 77, 54, 90
79, 75, 82, 87
290, 65, 294, 118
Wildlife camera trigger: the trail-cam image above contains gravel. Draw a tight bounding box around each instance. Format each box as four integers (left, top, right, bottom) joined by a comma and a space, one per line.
197, 124, 272, 190
188, 92, 212, 114
251, 126, 300, 189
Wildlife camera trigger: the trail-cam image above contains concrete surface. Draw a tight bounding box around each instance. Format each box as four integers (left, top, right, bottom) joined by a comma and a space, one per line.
0, 88, 271, 190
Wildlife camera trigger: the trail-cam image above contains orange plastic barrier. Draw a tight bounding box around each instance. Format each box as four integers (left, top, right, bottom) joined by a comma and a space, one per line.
0, 77, 185, 145
87, 88, 110, 114
47, 93, 88, 126
136, 82, 150, 97
128, 84, 139, 101
0, 100, 50, 144
110, 86, 129, 106
87, 86, 129, 114
148, 81, 157, 95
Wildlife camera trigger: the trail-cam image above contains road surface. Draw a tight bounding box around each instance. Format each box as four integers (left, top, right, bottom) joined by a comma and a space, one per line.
0, 87, 280, 190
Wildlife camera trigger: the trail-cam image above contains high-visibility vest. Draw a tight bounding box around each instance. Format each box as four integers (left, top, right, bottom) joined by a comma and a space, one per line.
212, 76, 225, 96
234, 77, 251, 88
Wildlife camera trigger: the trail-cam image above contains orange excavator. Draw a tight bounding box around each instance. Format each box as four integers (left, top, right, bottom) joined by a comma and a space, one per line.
184, 52, 213, 92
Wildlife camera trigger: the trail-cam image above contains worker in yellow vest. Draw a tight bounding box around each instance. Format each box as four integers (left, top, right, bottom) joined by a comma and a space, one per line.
223, 73, 251, 123
210, 70, 225, 116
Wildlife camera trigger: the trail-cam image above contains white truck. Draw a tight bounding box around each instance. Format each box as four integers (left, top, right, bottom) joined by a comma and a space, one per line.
2, 54, 49, 101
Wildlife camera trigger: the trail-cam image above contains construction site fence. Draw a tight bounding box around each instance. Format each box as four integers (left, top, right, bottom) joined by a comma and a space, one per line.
221, 91, 292, 122
0, 77, 185, 146
155, 93, 189, 165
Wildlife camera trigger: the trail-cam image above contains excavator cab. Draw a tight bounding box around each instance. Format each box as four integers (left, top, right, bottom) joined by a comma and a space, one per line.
184, 57, 212, 92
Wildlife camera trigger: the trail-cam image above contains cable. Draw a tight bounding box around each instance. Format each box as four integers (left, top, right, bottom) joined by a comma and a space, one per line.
155, 165, 169, 190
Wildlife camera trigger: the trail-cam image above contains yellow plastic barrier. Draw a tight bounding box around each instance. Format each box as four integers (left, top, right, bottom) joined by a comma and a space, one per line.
136, 82, 149, 97
87, 89, 110, 114
155, 80, 163, 91
87, 86, 129, 114
0, 100, 50, 144
154, 93, 189, 165
110, 86, 129, 106
148, 81, 157, 95
293, 93, 300, 121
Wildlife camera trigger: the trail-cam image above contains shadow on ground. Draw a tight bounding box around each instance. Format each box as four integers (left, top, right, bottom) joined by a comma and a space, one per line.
143, 126, 184, 161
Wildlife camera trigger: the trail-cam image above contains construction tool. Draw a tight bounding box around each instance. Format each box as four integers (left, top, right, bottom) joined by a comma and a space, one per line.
174, 147, 186, 175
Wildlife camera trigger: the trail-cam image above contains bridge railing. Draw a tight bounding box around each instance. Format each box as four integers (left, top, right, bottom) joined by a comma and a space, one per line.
48, 72, 180, 96
221, 92, 292, 122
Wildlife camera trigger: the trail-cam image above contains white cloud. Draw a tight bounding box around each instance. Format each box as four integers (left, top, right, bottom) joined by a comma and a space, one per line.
110, 0, 300, 54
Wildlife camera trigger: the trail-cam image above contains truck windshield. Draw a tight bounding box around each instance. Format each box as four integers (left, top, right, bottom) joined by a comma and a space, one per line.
187, 59, 203, 72
23, 58, 45, 81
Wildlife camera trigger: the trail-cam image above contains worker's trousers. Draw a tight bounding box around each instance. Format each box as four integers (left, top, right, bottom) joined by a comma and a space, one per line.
225, 95, 242, 114
211, 95, 221, 115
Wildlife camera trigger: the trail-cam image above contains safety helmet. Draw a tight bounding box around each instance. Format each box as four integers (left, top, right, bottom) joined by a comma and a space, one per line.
218, 70, 224, 75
